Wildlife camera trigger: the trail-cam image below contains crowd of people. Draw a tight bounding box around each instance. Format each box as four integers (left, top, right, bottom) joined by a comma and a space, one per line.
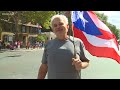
0, 40, 45, 51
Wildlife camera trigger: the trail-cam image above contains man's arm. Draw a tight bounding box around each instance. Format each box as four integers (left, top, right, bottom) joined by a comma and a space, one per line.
37, 64, 48, 79
72, 54, 90, 71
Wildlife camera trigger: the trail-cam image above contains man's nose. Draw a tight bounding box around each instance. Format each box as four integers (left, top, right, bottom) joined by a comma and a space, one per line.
56, 25, 60, 28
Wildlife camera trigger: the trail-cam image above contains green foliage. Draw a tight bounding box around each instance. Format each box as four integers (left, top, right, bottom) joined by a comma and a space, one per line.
95, 11, 120, 40
95, 11, 108, 22
106, 22, 120, 40
1, 11, 119, 41
0, 11, 56, 29
0, 26, 1, 40
0, 11, 57, 41
23, 11, 56, 29
36, 34, 47, 42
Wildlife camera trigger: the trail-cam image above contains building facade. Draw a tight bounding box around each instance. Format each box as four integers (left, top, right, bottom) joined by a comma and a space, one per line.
0, 20, 42, 48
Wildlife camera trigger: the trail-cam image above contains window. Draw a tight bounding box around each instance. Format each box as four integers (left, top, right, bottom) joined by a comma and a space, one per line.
22, 26, 26, 33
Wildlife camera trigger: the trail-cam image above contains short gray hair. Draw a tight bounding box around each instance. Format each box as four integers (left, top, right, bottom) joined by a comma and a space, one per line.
50, 14, 68, 28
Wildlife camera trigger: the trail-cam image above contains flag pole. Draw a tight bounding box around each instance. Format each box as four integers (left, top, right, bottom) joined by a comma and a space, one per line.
69, 11, 76, 58
70, 11, 81, 79
66, 11, 81, 78
64, 11, 76, 58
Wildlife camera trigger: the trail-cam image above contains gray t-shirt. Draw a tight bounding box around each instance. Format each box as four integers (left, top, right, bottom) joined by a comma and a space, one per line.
42, 36, 89, 79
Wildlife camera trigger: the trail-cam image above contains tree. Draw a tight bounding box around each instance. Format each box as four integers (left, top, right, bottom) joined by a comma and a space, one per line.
95, 11, 108, 22
95, 11, 120, 40
23, 11, 56, 29
0, 23, 2, 40
0, 11, 56, 41
106, 22, 120, 40
36, 34, 47, 42
0, 11, 24, 40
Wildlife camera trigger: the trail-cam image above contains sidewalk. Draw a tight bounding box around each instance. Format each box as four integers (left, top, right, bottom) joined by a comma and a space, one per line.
0, 48, 44, 53
18, 48, 44, 51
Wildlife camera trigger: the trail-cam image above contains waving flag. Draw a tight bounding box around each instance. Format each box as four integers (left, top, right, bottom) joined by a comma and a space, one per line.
71, 11, 120, 64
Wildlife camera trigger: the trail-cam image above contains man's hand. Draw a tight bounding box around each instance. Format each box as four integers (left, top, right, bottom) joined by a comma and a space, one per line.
72, 54, 82, 71
72, 54, 90, 70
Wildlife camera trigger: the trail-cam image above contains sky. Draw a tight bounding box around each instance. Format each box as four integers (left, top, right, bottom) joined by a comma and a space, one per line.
98, 11, 120, 29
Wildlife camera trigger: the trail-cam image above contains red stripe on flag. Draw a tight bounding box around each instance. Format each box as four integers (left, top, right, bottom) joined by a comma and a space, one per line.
73, 25, 120, 64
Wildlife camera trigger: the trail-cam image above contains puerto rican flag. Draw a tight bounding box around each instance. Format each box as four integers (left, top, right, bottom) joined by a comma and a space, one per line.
71, 11, 120, 64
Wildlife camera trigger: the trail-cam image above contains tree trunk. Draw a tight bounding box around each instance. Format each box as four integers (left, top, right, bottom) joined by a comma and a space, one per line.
15, 20, 19, 41
11, 12, 20, 41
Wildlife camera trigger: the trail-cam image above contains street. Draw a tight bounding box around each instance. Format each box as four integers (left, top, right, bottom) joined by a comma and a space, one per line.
0, 48, 43, 79
0, 48, 120, 79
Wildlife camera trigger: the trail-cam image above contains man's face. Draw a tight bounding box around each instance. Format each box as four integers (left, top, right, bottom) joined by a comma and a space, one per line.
52, 18, 69, 37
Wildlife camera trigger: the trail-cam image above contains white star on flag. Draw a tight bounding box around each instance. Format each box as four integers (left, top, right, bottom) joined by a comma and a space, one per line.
78, 11, 88, 28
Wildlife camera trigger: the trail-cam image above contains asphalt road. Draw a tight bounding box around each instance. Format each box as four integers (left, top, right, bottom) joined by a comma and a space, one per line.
0, 48, 43, 79
0, 48, 120, 79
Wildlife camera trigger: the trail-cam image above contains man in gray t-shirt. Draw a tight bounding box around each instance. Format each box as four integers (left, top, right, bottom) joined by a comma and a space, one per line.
37, 14, 90, 79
